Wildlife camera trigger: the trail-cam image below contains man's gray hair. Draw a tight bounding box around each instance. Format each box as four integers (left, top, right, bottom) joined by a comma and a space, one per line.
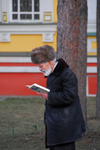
31, 45, 56, 64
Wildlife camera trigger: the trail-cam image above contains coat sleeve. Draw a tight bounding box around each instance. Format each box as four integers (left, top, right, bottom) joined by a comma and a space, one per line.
47, 68, 78, 106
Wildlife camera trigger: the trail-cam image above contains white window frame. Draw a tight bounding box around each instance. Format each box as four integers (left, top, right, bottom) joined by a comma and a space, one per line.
9, 0, 42, 23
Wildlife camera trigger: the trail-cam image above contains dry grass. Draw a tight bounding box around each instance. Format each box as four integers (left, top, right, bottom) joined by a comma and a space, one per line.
76, 97, 100, 150
0, 97, 100, 150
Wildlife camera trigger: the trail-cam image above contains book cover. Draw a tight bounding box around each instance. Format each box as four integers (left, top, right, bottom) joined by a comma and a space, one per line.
26, 83, 50, 93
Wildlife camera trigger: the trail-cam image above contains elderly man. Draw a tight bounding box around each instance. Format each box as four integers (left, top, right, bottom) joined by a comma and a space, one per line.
31, 45, 85, 150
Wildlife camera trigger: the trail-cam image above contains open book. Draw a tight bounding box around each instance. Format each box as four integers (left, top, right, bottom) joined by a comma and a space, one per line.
26, 83, 50, 93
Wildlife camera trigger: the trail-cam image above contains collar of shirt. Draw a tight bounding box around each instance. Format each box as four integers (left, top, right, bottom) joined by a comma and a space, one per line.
53, 61, 58, 71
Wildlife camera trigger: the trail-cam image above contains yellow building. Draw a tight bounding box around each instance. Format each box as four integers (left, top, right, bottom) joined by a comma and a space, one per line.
0, 0, 57, 52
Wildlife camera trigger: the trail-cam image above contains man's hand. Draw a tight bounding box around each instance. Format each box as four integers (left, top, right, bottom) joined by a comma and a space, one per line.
37, 93, 48, 100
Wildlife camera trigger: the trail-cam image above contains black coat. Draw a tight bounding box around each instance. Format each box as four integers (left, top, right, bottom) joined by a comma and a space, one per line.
45, 58, 85, 147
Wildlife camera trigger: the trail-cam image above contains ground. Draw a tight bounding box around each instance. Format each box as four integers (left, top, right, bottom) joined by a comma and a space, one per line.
0, 97, 100, 150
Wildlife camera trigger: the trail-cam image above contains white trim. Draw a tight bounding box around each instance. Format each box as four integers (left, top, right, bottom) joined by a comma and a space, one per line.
87, 57, 97, 63
2, 0, 7, 12
43, 0, 53, 23
0, 0, 2, 22
0, 66, 41, 73
87, 66, 97, 73
87, 21, 96, 33
0, 65, 97, 74
1, 0, 9, 23
40, 0, 43, 22
87, 94, 96, 97
0, 58, 98, 73
87, 38, 97, 53
0, 57, 31, 62
87, 0, 97, 34
0, 24, 57, 33
43, 0, 53, 12
1, 57, 97, 63
0, 24, 57, 42
8, 0, 11, 22
0, 57, 97, 73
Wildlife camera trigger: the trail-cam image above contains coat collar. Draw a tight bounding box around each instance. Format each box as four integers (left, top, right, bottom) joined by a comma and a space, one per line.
44, 58, 69, 78
52, 58, 69, 76
45, 58, 69, 78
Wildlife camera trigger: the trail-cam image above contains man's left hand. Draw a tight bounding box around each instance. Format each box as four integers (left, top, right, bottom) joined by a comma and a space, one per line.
37, 93, 48, 100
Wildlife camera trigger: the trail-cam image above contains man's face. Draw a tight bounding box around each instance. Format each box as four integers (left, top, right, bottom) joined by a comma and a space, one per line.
37, 62, 51, 76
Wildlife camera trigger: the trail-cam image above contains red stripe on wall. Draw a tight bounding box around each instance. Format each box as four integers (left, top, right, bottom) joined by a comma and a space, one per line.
87, 63, 97, 66
0, 63, 36, 66
0, 73, 47, 96
87, 73, 97, 75
1, 63, 97, 67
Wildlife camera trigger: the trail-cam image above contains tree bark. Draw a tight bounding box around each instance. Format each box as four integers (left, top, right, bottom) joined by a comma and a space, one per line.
56, 0, 87, 122
96, 0, 100, 119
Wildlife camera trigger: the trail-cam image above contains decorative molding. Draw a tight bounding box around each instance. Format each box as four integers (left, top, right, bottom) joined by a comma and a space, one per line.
87, 38, 97, 53
0, 24, 57, 42
3, 14, 7, 22
44, 15, 52, 22
43, 33, 53, 42
0, 24, 57, 33
0, 33, 10, 42
43, 0, 53, 22
43, 12, 52, 22
87, 21, 96, 33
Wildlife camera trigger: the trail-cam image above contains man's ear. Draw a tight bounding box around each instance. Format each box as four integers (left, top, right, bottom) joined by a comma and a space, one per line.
48, 60, 52, 64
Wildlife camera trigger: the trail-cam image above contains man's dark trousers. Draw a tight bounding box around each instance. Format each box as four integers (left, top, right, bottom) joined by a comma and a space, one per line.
50, 142, 75, 150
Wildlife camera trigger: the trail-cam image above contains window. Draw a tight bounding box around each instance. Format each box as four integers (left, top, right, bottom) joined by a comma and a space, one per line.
11, 0, 41, 22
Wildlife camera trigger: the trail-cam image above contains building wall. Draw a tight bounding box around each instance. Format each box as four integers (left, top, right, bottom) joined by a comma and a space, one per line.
87, 35, 97, 96
0, 0, 98, 97
86, 0, 97, 96
0, 33, 57, 52
0, 0, 57, 96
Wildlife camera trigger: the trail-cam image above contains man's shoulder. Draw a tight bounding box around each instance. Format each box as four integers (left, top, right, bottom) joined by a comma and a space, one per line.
61, 67, 77, 80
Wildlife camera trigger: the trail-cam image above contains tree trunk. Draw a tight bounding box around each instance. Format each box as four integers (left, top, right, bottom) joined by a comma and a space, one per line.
56, 0, 87, 122
96, 0, 100, 119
